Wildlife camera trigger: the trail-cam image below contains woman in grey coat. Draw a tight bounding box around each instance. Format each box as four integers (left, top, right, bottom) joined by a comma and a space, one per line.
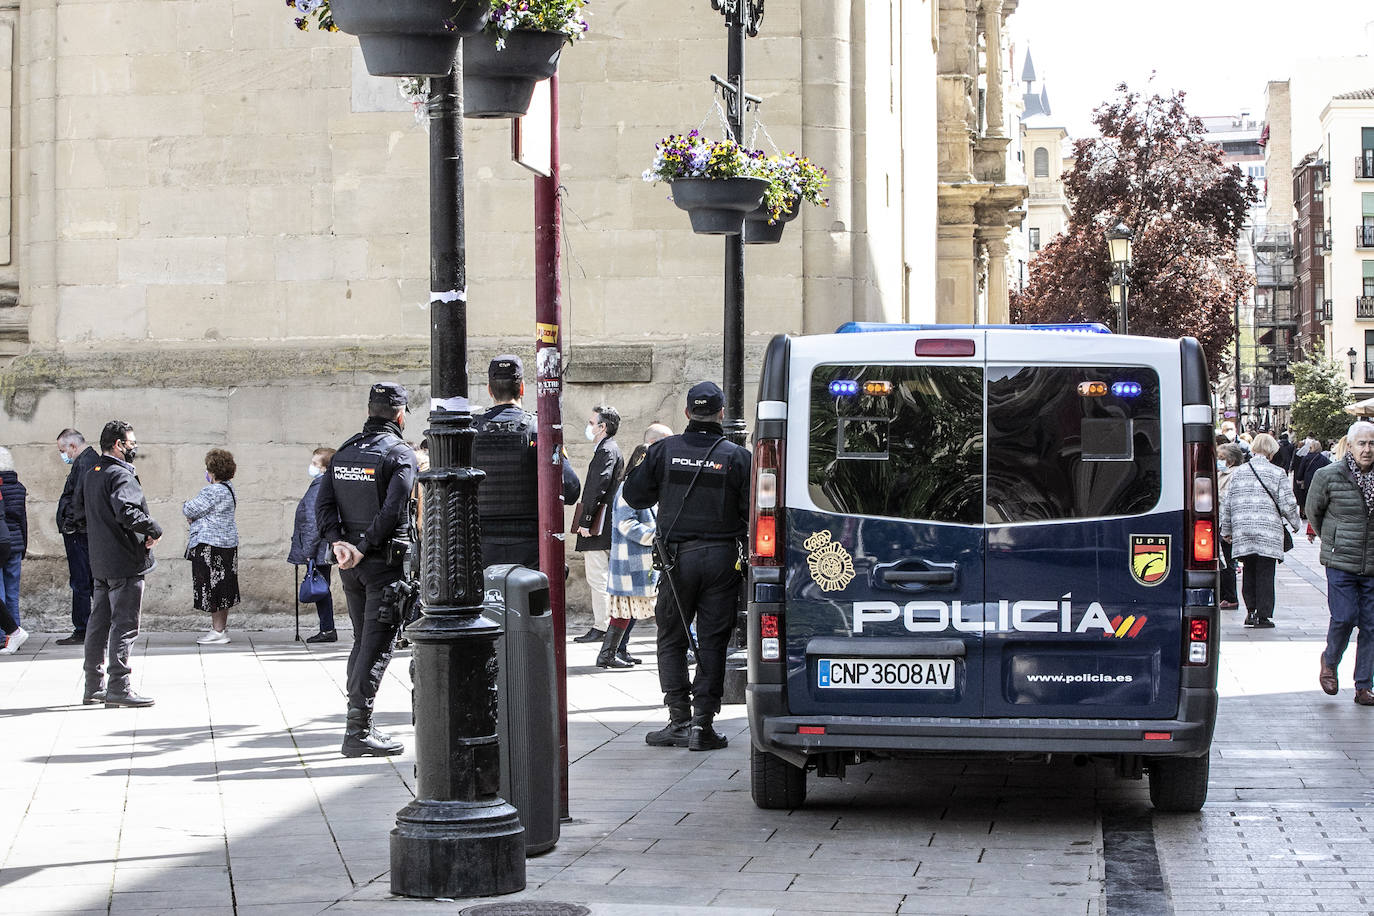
1219, 432, 1301, 628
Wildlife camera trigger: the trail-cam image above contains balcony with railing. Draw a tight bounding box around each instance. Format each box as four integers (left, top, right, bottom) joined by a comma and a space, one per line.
1358, 155, 1374, 179
1321, 230, 1333, 252
1256, 345, 1291, 369
1254, 302, 1297, 325
1255, 263, 1296, 286
1358, 296, 1374, 319
1321, 299, 1333, 322
1358, 226, 1374, 248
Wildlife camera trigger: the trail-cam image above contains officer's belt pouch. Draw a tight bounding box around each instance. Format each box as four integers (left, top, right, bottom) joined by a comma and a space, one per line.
385, 538, 411, 567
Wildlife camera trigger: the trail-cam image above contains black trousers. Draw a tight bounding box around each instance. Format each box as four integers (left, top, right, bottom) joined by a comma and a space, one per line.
654, 541, 741, 719
339, 555, 404, 712
1239, 554, 1277, 620
63, 532, 94, 633
1219, 537, 1237, 603
483, 535, 540, 570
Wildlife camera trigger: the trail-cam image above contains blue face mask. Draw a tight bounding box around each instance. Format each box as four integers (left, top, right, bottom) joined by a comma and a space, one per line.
1217, 460, 1226, 472
61, 452, 73, 465
205, 471, 213, 484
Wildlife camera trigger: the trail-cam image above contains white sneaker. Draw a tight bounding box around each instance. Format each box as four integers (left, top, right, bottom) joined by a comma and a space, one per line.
0, 627, 28, 655
196, 629, 230, 645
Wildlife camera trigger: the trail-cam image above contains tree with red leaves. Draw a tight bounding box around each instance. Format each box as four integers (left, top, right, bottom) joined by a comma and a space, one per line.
1011, 85, 1256, 377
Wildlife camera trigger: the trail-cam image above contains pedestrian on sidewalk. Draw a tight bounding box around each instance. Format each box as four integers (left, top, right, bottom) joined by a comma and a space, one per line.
316, 382, 417, 757
1306, 419, 1374, 706
0, 592, 26, 656
55, 429, 100, 645
185, 449, 240, 646
73, 421, 163, 708
624, 382, 750, 751
1293, 436, 1330, 519
1219, 432, 1301, 629
0, 447, 27, 628
290, 447, 337, 643
597, 423, 673, 670
1216, 442, 1242, 609
572, 405, 623, 645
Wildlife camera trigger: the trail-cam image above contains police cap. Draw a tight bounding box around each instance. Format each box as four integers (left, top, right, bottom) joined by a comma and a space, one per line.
687, 380, 724, 414
488, 354, 523, 381
369, 382, 409, 411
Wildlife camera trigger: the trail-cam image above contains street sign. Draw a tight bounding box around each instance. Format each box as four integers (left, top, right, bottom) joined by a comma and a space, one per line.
512, 80, 552, 177
1269, 384, 1295, 407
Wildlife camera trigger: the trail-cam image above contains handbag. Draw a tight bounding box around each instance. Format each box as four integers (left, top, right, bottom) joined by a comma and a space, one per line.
298, 560, 331, 603
1249, 463, 1294, 552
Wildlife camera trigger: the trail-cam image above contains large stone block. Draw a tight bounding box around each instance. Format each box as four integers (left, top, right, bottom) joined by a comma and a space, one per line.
56, 285, 147, 342
55, 139, 149, 190
225, 236, 278, 283
56, 54, 132, 96
0, 388, 75, 447
56, 2, 181, 57
145, 285, 228, 341
54, 239, 118, 284
138, 188, 250, 237
58, 94, 205, 140
118, 238, 227, 285
57, 188, 139, 239
74, 388, 230, 454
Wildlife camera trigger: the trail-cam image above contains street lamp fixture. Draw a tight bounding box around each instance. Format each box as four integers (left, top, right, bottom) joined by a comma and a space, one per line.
1349, 346, 1359, 381
1106, 222, 1134, 335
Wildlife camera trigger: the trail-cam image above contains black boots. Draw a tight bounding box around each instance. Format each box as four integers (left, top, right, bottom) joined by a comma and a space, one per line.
688, 714, 728, 751
596, 623, 633, 669
341, 707, 404, 757
646, 706, 692, 747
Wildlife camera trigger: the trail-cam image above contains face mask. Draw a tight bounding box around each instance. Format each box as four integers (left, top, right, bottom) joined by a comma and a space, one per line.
308, 464, 325, 479
61, 452, 73, 465
1216, 460, 1226, 472
584, 423, 596, 442
122, 445, 138, 462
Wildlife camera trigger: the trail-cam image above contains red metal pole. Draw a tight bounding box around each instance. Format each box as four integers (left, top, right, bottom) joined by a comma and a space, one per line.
533, 73, 569, 820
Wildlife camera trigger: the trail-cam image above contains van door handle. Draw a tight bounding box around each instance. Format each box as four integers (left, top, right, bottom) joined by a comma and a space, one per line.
884, 570, 954, 584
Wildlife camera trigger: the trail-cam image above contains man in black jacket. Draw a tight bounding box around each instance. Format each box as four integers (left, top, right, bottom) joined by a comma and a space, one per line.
473, 354, 581, 569
316, 382, 418, 757
74, 421, 163, 708
623, 381, 751, 751
55, 428, 100, 645
572, 405, 623, 643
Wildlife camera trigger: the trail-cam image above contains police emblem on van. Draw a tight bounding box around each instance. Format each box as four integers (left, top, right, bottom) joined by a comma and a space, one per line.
1129, 535, 1170, 586
805, 531, 855, 592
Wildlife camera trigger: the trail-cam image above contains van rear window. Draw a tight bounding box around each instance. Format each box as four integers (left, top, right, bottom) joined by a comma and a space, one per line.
808, 364, 1162, 524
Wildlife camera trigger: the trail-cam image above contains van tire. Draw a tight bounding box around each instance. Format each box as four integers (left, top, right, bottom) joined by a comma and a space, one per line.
1148, 754, 1209, 812
751, 745, 807, 809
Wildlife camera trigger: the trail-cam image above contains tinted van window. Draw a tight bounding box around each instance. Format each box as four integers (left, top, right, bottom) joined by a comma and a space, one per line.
809, 364, 983, 523
986, 365, 1162, 522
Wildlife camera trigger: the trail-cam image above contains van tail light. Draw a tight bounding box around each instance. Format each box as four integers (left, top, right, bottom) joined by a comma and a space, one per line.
1185, 441, 1218, 571
1185, 616, 1209, 666
750, 438, 785, 567
760, 612, 781, 660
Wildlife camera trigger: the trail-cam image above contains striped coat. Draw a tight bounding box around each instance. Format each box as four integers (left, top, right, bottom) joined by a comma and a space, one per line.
1219, 455, 1301, 560
607, 483, 658, 598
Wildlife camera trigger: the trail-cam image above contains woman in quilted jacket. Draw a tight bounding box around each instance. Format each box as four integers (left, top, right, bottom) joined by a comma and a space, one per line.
1219, 432, 1301, 629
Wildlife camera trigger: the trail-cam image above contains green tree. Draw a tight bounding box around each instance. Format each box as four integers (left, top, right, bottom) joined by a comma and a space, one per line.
1290, 348, 1350, 446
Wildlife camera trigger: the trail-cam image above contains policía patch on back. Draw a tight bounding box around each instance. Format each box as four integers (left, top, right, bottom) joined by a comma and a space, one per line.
1129, 535, 1170, 586
804, 530, 855, 592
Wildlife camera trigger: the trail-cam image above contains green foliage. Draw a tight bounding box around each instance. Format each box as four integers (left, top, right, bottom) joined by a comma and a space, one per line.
1290, 349, 1350, 446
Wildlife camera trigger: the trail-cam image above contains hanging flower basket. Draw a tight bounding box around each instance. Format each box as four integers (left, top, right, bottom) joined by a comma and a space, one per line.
328, 0, 489, 78
668, 177, 770, 235
462, 28, 566, 119
743, 196, 801, 245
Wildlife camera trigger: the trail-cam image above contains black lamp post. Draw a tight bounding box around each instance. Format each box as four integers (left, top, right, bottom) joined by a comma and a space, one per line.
1106, 222, 1134, 335
712, 0, 764, 447
1349, 346, 1359, 381
389, 65, 525, 900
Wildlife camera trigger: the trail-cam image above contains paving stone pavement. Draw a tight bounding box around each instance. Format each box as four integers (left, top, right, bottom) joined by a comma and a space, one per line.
0, 536, 1368, 915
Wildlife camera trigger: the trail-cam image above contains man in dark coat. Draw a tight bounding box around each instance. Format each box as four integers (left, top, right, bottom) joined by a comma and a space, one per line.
1274, 431, 1295, 472
1307, 420, 1374, 706
572, 405, 623, 643
55, 428, 100, 644
73, 421, 163, 708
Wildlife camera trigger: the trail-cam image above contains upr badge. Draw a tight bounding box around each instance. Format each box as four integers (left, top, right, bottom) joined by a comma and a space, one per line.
805, 530, 856, 592
1129, 535, 1170, 586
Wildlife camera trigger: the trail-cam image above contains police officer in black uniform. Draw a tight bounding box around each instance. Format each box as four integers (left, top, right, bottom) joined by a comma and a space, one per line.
623, 381, 751, 751
316, 382, 418, 758
472, 354, 581, 569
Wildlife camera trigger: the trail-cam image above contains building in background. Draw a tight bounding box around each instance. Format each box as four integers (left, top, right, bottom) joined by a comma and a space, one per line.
1015, 49, 1071, 292
0, 1, 1024, 613
1319, 89, 1374, 394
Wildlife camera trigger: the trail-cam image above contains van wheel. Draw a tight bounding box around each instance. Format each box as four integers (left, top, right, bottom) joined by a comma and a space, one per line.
751, 745, 807, 809
1148, 754, 1209, 812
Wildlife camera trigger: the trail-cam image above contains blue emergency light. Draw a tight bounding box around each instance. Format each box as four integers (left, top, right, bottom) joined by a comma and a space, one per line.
1112, 381, 1142, 398
828, 379, 860, 397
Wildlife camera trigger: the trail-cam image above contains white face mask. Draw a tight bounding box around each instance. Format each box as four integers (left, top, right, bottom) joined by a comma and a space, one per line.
584, 423, 596, 442
308, 464, 325, 479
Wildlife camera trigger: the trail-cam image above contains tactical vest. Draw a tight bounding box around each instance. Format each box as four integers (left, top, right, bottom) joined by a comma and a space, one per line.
472, 408, 538, 522
655, 433, 739, 543
330, 431, 407, 543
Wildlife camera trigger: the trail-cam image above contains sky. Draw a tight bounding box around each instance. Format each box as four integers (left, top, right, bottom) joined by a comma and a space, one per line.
1010, 0, 1374, 138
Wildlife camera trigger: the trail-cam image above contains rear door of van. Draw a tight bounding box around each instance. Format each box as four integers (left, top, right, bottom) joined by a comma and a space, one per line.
980, 332, 1183, 719
784, 331, 987, 718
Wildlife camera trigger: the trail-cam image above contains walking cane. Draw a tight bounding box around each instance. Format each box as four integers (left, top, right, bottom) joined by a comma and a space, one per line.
293, 565, 301, 642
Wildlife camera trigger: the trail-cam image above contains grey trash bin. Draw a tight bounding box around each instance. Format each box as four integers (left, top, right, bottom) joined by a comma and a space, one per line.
485, 564, 560, 855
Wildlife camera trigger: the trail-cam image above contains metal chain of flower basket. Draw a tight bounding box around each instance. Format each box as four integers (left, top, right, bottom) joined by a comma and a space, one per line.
695, 97, 736, 143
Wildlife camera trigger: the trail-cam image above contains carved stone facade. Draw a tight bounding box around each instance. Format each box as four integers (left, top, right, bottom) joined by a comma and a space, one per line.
936, 0, 1027, 323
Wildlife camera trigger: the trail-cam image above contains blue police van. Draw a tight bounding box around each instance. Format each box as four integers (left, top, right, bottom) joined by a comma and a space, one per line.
746, 324, 1220, 812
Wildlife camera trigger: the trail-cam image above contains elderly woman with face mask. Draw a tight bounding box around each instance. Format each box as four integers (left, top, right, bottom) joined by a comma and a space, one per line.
1219, 432, 1301, 629
1306, 420, 1374, 706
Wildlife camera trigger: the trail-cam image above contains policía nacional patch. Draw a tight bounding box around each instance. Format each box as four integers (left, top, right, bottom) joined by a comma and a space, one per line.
1129, 534, 1170, 586
805, 530, 856, 592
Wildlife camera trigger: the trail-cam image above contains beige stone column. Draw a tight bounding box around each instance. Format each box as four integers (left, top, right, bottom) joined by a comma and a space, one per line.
980, 231, 1010, 322
937, 0, 976, 183
937, 187, 984, 323
800, 0, 855, 334
980, 0, 1004, 137
16, 0, 57, 349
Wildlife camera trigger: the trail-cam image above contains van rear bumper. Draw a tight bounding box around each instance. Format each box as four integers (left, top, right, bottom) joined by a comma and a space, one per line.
747, 684, 1216, 767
